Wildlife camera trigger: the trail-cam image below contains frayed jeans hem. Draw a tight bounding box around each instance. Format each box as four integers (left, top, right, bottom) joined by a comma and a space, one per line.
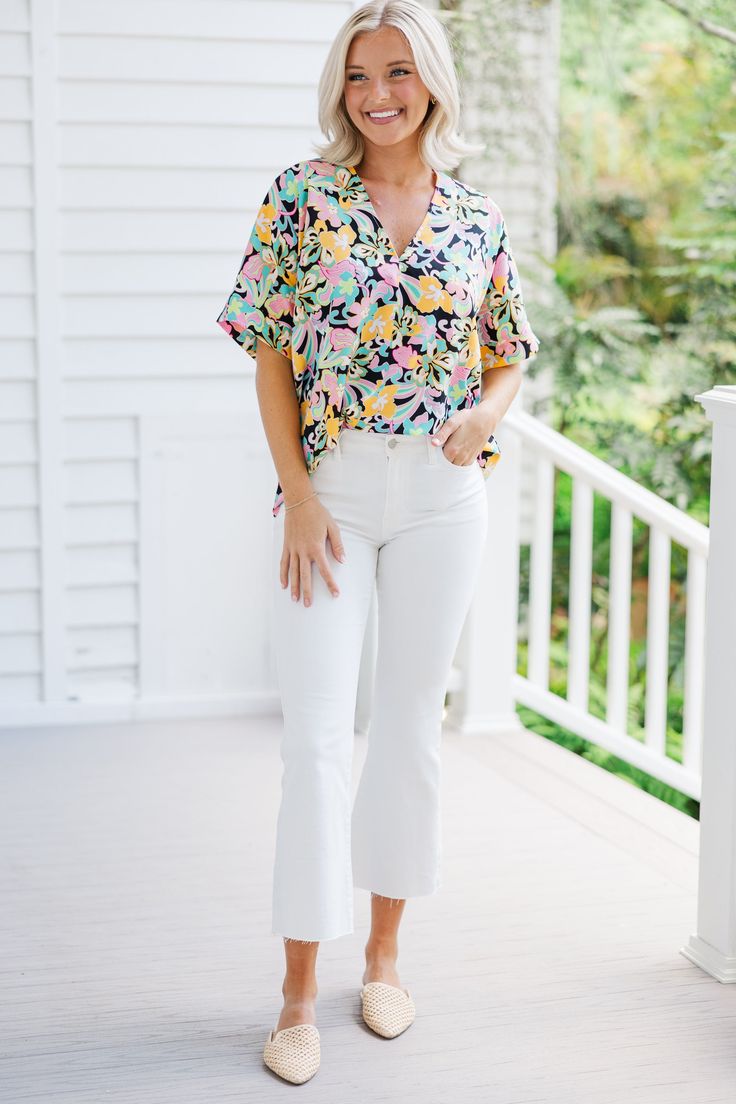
273, 927, 354, 944
354, 879, 442, 898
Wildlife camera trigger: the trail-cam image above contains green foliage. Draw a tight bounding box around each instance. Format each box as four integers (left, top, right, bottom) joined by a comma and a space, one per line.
514, 0, 736, 803
444, 0, 735, 806
525, 0, 736, 518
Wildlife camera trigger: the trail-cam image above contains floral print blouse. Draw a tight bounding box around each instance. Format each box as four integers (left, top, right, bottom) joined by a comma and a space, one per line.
216, 158, 540, 517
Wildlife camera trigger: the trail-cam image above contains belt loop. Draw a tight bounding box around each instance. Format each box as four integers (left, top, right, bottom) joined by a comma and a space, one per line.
426, 430, 437, 465
334, 429, 344, 463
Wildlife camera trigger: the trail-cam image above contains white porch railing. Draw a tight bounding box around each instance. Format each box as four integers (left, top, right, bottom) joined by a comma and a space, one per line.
450, 403, 708, 802
451, 384, 736, 983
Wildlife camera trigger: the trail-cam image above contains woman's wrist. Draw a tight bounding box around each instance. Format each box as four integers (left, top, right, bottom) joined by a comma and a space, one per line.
281, 473, 314, 506
284, 491, 318, 512
475, 398, 501, 437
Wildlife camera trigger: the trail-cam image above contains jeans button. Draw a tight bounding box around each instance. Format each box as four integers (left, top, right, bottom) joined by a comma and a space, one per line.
388, 438, 397, 449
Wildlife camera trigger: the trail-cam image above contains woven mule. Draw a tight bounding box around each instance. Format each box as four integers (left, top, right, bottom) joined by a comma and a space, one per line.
360, 981, 416, 1038
263, 1022, 320, 1084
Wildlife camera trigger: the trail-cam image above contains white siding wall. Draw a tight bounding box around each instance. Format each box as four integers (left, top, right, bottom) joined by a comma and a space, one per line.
0, 0, 557, 726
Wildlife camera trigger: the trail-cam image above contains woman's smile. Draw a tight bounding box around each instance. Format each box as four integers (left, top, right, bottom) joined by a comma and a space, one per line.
365, 107, 404, 125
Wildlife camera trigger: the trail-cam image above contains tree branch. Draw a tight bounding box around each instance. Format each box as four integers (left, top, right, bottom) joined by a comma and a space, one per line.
656, 0, 736, 46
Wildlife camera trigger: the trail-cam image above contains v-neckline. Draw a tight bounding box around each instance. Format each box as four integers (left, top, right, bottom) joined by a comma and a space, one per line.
345, 164, 442, 262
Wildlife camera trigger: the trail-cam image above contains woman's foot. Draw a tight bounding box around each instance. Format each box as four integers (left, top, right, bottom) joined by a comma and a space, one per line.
275, 984, 318, 1033
362, 941, 402, 990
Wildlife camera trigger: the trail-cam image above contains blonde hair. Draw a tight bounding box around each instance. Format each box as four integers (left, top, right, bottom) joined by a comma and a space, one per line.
313, 0, 484, 173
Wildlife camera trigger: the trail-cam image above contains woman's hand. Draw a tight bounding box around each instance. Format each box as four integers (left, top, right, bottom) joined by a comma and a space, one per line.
430, 405, 498, 466
279, 496, 346, 607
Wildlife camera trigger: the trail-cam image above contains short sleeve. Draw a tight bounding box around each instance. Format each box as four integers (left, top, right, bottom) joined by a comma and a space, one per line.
478, 207, 541, 371
216, 167, 299, 361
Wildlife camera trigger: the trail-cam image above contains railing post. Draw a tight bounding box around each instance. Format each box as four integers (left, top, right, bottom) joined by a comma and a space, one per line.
446, 418, 523, 735
682, 385, 736, 982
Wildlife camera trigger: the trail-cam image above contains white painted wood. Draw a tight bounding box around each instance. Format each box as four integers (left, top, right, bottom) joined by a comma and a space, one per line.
59, 82, 325, 127
1, 41, 26, 715
644, 526, 671, 756
0, 209, 33, 247
0, 118, 31, 159
0, 76, 31, 115
59, 122, 320, 169
0, 0, 30, 33
57, 36, 334, 84
0, 547, 38, 588
0, 463, 37, 506
138, 414, 277, 706
0, 506, 38, 547
504, 404, 714, 832
63, 253, 233, 294
0, 421, 36, 461
0, 340, 35, 378
58, 0, 349, 40
0, 590, 38, 631
606, 502, 632, 731
506, 408, 709, 554
0, 379, 35, 414
66, 543, 136, 585
683, 386, 736, 982
515, 674, 701, 800
682, 550, 706, 773
28, 0, 64, 708
0, 253, 34, 293
0, 32, 30, 73
58, 165, 288, 208
62, 338, 239, 379
6, 713, 733, 1103
567, 476, 593, 711
1, 0, 360, 715
0, 630, 38, 670
0, 294, 33, 334
527, 453, 554, 690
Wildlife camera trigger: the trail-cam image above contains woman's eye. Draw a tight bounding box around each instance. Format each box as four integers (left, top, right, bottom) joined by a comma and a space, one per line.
347, 68, 410, 82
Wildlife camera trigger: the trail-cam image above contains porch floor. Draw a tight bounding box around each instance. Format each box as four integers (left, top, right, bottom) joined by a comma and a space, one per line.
1, 713, 734, 1103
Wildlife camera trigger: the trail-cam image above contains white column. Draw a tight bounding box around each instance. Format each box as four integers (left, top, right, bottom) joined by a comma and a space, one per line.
681, 385, 736, 982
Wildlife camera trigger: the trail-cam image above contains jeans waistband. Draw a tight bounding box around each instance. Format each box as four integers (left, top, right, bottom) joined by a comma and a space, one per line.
335, 427, 435, 461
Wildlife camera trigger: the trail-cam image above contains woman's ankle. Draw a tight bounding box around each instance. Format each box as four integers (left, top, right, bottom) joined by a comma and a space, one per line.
281, 980, 319, 1002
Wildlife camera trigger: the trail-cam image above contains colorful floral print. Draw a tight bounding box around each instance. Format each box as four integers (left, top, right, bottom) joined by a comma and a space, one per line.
217, 158, 540, 517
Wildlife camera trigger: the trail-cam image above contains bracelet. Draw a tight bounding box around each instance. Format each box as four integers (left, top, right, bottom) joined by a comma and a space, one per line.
284, 491, 318, 512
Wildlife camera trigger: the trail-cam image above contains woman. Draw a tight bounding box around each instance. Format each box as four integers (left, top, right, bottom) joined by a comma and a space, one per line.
217, 0, 540, 1084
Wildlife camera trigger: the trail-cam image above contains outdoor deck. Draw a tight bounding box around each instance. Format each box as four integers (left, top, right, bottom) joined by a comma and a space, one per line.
2, 714, 734, 1103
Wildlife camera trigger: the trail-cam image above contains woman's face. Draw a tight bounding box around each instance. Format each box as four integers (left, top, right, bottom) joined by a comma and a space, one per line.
343, 27, 432, 156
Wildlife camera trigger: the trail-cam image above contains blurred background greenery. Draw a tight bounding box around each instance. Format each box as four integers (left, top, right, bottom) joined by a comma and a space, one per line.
518, 0, 735, 819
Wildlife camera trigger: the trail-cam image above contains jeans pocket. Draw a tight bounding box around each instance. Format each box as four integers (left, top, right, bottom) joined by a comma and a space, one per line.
438, 444, 477, 471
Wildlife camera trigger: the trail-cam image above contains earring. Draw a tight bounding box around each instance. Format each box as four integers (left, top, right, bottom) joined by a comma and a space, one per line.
431, 96, 437, 104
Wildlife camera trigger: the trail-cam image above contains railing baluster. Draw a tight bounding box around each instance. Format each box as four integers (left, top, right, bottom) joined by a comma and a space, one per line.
507, 408, 708, 801
568, 478, 593, 710
606, 503, 633, 732
683, 550, 707, 773
528, 455, 554, 690
645, 527, 671, 755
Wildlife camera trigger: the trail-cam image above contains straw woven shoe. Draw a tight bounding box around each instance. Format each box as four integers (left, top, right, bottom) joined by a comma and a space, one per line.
263, 1022, 320, 1084
360, 981, 416, 1038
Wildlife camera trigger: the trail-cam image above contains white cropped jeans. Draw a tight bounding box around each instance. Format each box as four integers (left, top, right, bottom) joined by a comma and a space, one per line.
270, 427, 489, 942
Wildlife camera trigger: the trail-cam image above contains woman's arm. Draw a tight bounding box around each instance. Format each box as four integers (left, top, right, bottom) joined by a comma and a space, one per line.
430, 361, 524, 465
477, 361, 523, 433
254, 338, 313, 507
254, 338, 344, 606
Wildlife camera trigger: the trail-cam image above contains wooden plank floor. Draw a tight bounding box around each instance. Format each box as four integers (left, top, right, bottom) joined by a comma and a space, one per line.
1, 714, 735, 1103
